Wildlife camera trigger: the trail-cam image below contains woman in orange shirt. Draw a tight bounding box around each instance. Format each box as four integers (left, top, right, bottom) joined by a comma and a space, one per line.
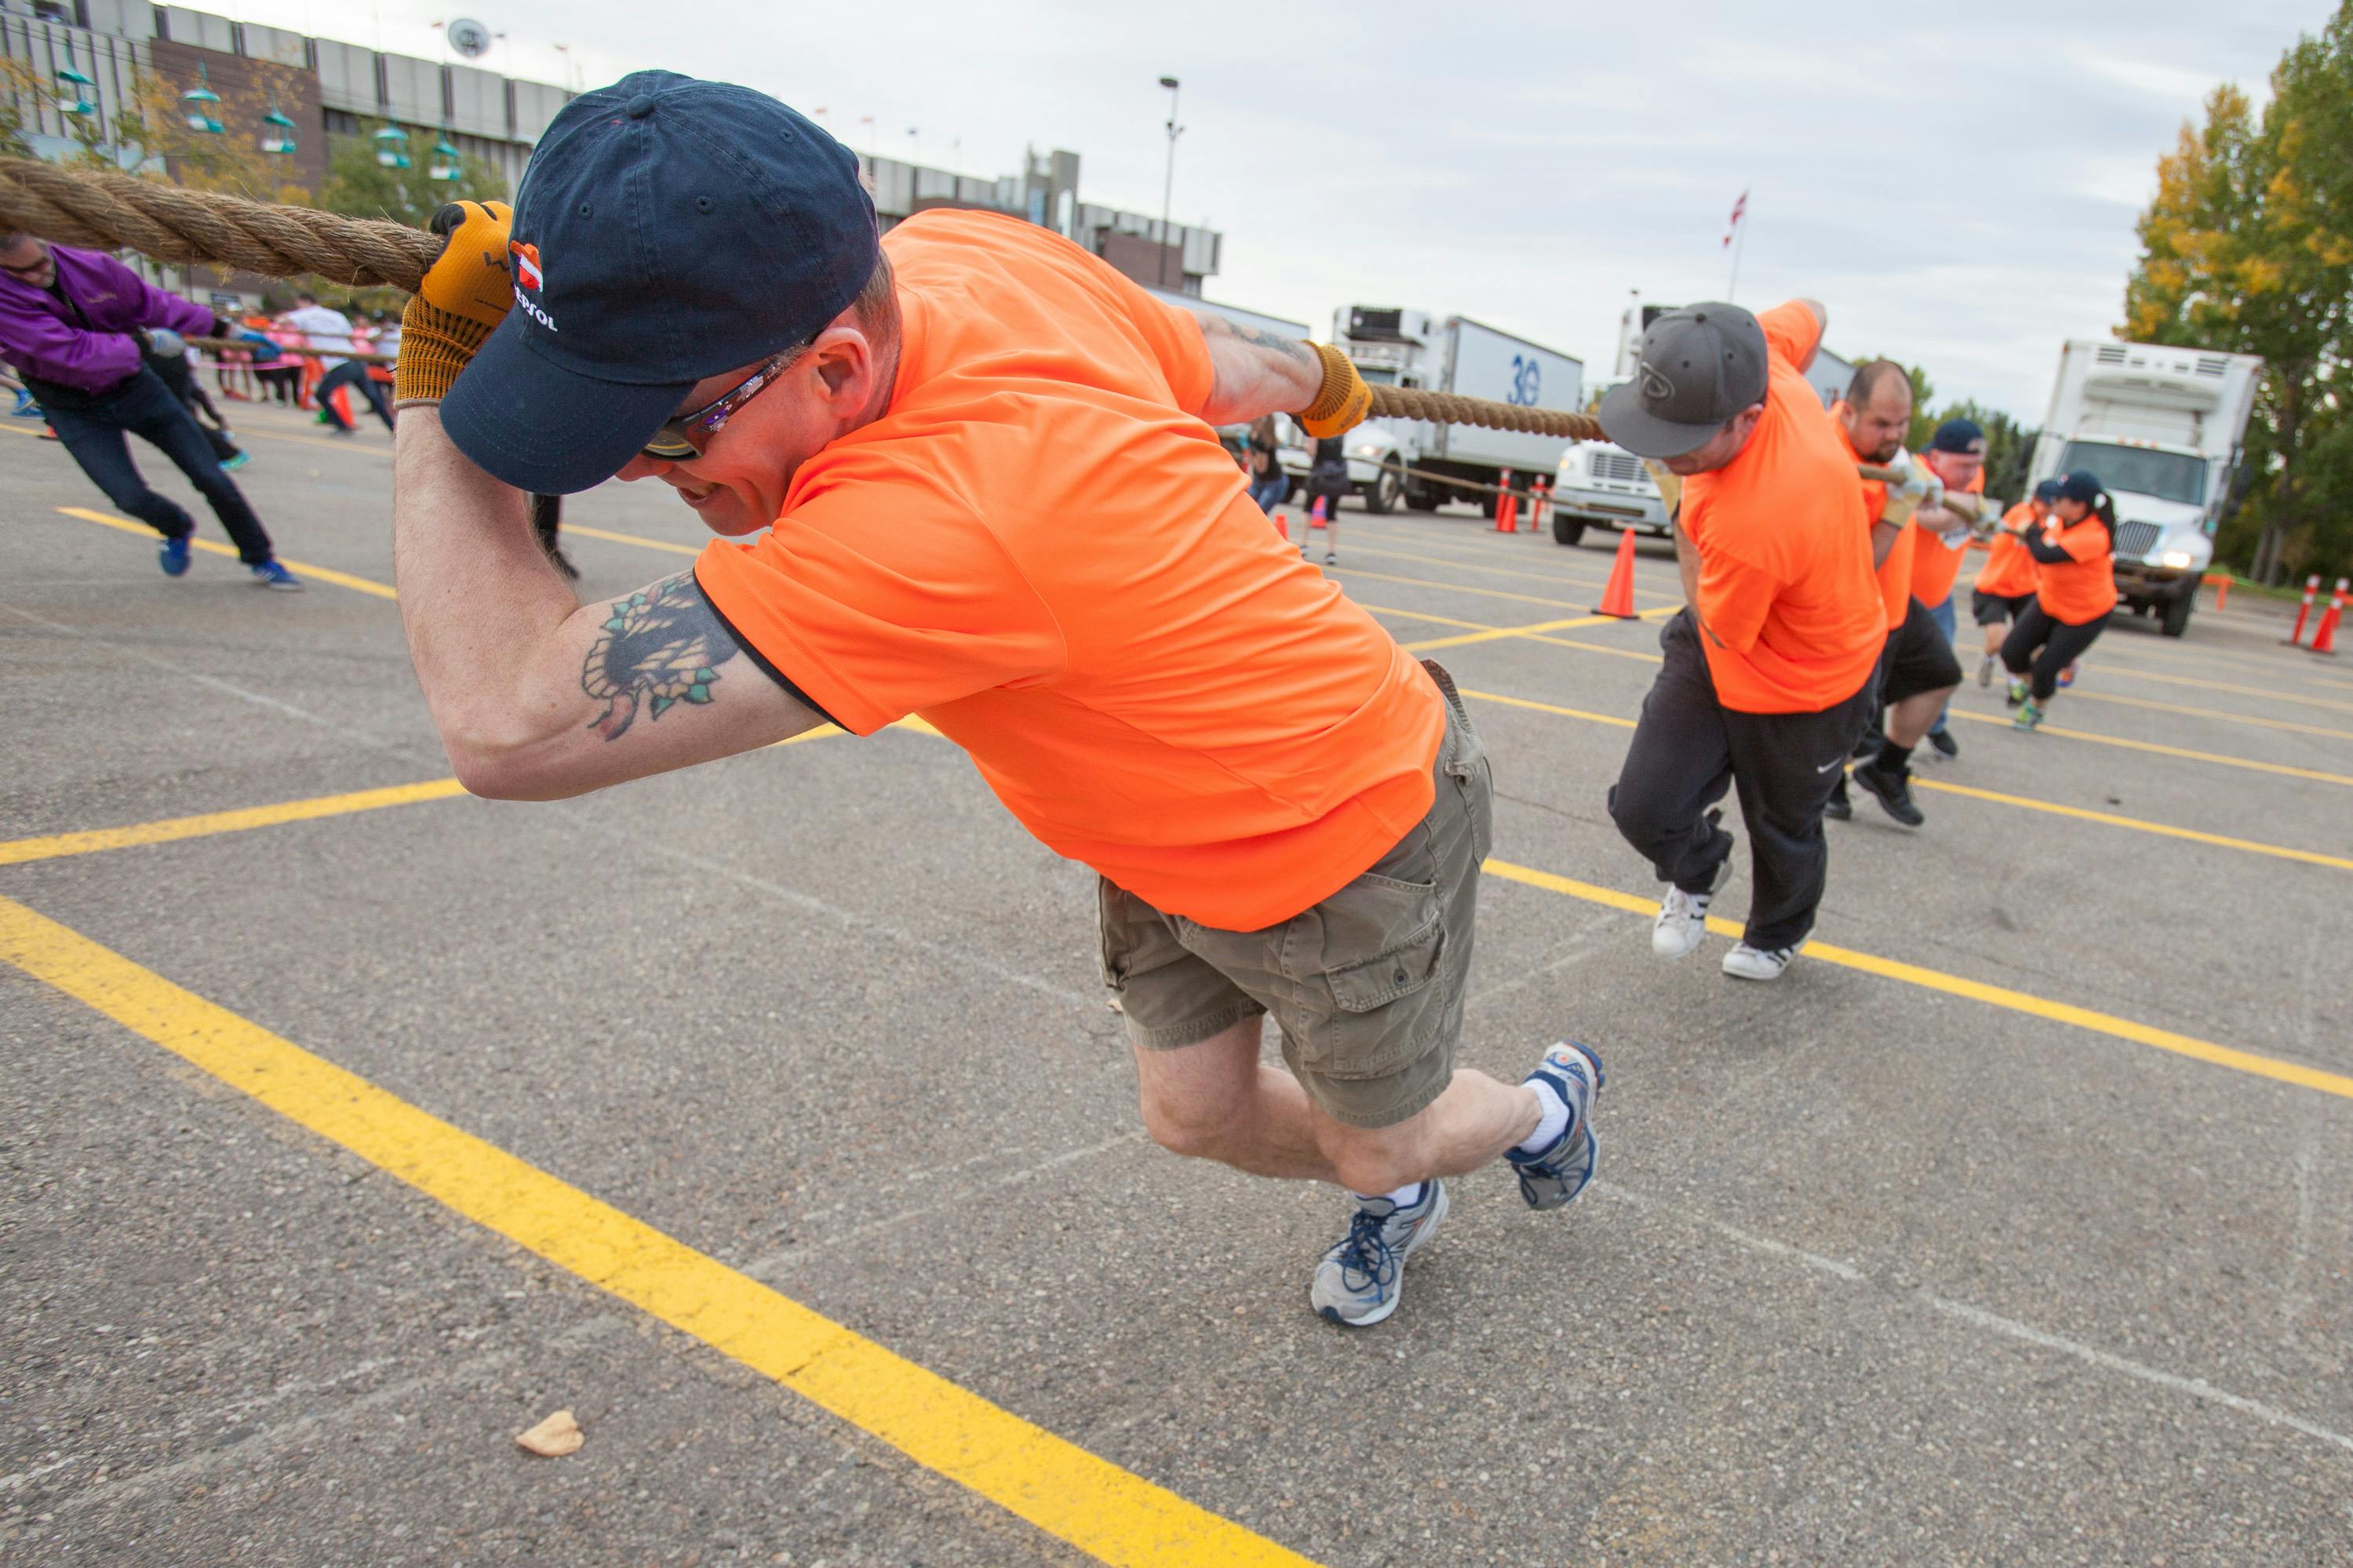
1971, 477, 2054, 688
2001, 470, 2117, 731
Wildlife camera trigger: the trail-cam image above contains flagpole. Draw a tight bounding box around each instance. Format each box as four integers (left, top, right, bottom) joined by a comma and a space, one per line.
1727, 202, 1747, 301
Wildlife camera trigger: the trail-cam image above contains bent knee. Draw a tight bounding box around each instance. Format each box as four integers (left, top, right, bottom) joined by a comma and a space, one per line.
1138, 1090, 1227, 1162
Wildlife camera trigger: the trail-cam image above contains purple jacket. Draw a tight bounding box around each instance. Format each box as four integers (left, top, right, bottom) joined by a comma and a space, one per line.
0, 245, 215, 394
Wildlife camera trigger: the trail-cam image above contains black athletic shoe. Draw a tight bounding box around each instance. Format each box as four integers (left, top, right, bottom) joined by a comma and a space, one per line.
1851, 759, 1925, 828
1926, 729, 1958, 760
1823, 777, 1852, 820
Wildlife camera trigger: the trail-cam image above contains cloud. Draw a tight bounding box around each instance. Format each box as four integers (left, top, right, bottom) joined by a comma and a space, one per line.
212, 0, 2322, 420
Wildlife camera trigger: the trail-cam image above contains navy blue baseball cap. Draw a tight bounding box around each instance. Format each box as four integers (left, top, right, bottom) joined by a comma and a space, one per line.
2056, 469, 2104, 505
2032, 478, 2062, 504
441, 70, 880, 495
1929, 417, 1986, 454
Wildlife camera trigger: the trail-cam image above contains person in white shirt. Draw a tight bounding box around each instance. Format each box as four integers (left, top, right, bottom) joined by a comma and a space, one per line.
282, 290, 391, 434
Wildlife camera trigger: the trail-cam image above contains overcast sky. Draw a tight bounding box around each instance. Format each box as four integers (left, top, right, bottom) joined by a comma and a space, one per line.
220, 0, 2327, 420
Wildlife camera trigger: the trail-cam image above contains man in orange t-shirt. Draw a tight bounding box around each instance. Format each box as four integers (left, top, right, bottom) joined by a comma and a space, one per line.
1909, 419, 1988, 759
1826, 372, 1964, 828
1598, 299, 1882, 984
1970, 478, 2055, 686
387, 71, 1607, 1330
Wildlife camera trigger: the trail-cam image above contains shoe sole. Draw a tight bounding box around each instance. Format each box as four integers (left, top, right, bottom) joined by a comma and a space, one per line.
1722, 955, 1790, 981
1314, 1181, 1448, 1328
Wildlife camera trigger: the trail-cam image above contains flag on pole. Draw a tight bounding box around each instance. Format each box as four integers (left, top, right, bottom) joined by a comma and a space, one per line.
1723, 189, 1749, 249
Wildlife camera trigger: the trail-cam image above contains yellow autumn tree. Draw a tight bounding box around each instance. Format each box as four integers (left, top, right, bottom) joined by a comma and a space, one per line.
2121, 4, 2353, 583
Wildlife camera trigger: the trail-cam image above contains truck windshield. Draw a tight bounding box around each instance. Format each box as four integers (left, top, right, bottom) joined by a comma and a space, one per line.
2059, 442, 2205, 506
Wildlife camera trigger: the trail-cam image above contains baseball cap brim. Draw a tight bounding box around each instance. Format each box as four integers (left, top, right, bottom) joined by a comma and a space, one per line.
439, 318, 696, 496
1597, 380, 1726, 460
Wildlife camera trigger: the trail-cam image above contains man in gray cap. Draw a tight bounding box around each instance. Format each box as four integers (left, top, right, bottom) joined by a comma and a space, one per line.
1598, 301, 1885, 983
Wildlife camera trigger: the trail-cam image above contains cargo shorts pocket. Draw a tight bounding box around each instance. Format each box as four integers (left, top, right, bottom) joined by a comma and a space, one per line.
1286, 872, 1448, 1080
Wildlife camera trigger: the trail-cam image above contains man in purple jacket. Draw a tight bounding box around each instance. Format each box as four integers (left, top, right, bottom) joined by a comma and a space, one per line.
0, 233, 297, 588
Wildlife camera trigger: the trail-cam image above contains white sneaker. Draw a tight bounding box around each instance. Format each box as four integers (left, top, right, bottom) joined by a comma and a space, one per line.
1721, 943, 1796, 981
1652, 886, 1711, 959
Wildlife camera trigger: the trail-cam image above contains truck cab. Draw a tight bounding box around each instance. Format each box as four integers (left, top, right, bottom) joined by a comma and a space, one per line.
1550, 440, 1670, 546
2029, 340, 2263, 638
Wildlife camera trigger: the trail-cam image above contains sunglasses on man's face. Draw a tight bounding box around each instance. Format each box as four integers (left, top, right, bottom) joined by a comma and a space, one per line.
639, 345, 804, 461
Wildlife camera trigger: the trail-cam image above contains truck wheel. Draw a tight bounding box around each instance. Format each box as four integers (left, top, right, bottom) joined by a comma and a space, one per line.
1364, 460, 1404, 515
1553, 514, 1585, 548
2161, 591, 2194, 638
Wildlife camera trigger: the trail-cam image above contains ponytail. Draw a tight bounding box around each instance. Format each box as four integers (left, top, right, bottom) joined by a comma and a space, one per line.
2088, 491, 2117, 544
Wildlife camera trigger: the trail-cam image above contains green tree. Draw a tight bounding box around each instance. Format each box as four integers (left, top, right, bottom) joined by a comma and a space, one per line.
110, 62, 313, 203
2121, 5, 2353, 582
317, 122, 506, 228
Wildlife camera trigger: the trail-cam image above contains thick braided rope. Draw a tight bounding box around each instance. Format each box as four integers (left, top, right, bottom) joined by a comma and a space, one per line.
0, 158, 435, 289
1367, 384, 1604, 442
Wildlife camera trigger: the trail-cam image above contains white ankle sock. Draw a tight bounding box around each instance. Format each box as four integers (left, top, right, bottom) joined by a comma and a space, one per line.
1517, 1078, 1570, 1155
1353, 1181, 1425, 1209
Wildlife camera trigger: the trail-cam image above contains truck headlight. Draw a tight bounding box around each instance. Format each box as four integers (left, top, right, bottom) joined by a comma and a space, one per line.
2160, 550, 2194, 569
1350, 442, 1385, 459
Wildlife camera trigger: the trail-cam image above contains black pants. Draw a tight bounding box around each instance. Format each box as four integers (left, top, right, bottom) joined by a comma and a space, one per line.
1608, 610, 1876, 950
2001, 601, 2106, 701
315, 360, 393, 431
146, 353, 241, 462
44, 369, 274, 565
253, 366, 300, 404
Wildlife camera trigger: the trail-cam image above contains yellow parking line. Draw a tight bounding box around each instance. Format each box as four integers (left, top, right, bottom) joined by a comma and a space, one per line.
1331, 566, 1598, 613
562, 522, 700, 555
1375, 599, 2353, 787
2078, 662, 2353, 719
0, 779, 468, 868
0, 893, 1318, 1568
1478, 859, 2353, 1104
58, 506, 399, 599
2063, 686, 2353, 744
1333, 543, 1680, 604
1450, 688, 2353, 871
1367, 604, 1676, 662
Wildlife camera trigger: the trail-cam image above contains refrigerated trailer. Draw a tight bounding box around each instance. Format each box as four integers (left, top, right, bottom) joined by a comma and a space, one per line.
1302, 307, 1584, 514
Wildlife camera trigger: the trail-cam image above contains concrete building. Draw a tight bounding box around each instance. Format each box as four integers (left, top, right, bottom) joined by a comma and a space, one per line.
2, 3, 1223, 301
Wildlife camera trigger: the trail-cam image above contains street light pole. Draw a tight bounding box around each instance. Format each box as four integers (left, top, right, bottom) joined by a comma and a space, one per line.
1156, 75, 1182, 289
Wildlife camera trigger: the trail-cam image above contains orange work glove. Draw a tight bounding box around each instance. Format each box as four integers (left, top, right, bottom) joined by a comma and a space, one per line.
1296, 341, 1372, 438
395, 200, 513, 407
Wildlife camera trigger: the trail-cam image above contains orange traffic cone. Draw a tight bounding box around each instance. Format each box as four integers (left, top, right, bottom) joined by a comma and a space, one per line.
1309, 495, 1328, 530
1494, 467, 1517, 533
1594, 527, 1638, 618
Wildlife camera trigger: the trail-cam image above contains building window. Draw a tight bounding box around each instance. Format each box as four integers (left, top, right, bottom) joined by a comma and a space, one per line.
323, 107, 362, 136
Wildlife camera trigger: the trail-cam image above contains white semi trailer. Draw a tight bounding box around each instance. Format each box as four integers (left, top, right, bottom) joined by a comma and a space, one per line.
1302, 307, 1584, 515
2027, 339, 2263, 638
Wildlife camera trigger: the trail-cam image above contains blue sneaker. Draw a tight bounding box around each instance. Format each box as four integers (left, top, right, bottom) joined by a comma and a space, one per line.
1309, 1179, 1448, 1327
158, 534, 192, 577
1505, 1041, 1604, 1210
249, 559, 302, 591
219, 450, 250, 471
10, 388, 40, 417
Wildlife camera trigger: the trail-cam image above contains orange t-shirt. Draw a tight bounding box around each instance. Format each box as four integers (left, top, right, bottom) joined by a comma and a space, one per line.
1831, 407, 1913, 631
1909, 458, 1986, 608
1677, 302, 1885, 713
694, 209, 1442, 930
1975, 503, 2042, 598
2034, 517, 2118, 624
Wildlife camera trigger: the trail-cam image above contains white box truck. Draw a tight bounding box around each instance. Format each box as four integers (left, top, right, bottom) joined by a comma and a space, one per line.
1296, 307, 1583, 515
2027, 339, 2263, 638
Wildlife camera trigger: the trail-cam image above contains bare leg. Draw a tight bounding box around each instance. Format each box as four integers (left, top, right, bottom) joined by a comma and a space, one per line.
1134, 1017, 1541, 1193
1885, 686, 1954, 748
1982, 619, 2007, 661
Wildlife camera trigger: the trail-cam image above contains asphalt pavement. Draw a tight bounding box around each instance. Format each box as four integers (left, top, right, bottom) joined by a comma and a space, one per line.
3, 402, 2348, 1566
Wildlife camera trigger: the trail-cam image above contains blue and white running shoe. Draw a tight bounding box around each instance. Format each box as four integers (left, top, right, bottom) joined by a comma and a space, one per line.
249, 559, 302, 591
1309, 1179, 1448, 1328
1505, 1041, 1604, 1210
158, 534, 191, 577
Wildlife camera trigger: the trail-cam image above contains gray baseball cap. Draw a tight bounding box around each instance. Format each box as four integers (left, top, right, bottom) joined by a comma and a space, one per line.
1598, 302, 1770, 459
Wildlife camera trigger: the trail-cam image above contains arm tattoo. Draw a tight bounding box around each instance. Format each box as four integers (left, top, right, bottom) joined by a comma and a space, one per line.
580, 573, 741, 741
1222, 318, 1316, 370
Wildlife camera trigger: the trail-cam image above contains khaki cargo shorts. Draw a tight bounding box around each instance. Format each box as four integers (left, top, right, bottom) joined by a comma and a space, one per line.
1096, 661, 1492, 1130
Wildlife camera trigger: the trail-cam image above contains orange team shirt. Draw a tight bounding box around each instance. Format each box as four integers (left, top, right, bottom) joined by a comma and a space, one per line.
1908, 458, 1986, 609
694, 209, 1442, 932
2034, 516, 2119, 624
1677, 302, 1885, 713
1831, 406, 1914, 631
1975, 502, 2042, 598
